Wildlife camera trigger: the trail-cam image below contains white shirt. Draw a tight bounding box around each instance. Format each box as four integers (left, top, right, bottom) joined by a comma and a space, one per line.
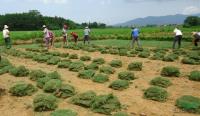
84, 28, 90, 36
43, 28, 50, 38
62, 28, 67, 36
3, 29, 9, 38
174, 28, 182, 36
197, 32, 200, 36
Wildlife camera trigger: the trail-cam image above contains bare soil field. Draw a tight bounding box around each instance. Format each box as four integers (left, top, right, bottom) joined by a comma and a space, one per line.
0, 47, 200, 116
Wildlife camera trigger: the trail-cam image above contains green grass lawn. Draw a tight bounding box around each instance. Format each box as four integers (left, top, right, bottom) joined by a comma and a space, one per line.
91, 39, 192, 49
0, 26, 199, 44
14, 39, 192, 49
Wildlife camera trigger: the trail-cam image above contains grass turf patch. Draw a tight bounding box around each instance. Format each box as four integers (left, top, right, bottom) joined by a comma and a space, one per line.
70, 91, 97, 108
150, 77, 172, 88
50, 109, 77, 116
9, 65, 29, 77
128, 62, 142, 71
33, 94, 57, 112
112, 112, 129, 116
78, 70, 96, 79
176, 95, 200, 114
100, 66, 115, 74
109, 60, 122, 68
80, 56, 91, 61
188, 71, 200, 81
85, 63, 99, 70
69, 61, 85, 72
138, 51, 150, 58
43, 79, 62, 93
91, 94, 121, 115
29, 69, 47, 81
57, 61, 71, 68
163, 54, 179, 62
144, 86, 168, 102
92, 58, 105, 65
47, 57, 61, 65
118, 71, 135, 81
9, 82, 37, 96
92, 73, 109, 83
161, 66, 180, 77
69, 54, 79, 59
54, 84, 76, 98
109, 80, 129, 90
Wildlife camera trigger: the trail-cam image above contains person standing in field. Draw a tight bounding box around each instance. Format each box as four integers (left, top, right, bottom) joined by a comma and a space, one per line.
70, 32, 79, 45
131, 26, 141, 48
83, 26, 91, 45
2, 25, 11, 49
173, 27, 183, 49
62, 24, 68, 46
48, 30, 54, 48
42, 25, 50, 49
192, 32, 200, 47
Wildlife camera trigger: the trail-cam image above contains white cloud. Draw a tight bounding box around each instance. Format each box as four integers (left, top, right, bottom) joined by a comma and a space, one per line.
100, 0, 111, 5
183, 6, 200, 14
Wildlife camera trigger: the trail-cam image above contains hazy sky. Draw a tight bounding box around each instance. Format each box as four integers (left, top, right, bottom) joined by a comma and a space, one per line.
1, 0, 200, 25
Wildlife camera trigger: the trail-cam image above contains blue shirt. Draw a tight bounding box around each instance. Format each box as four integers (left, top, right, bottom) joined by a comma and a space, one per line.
132, 28, 140, 37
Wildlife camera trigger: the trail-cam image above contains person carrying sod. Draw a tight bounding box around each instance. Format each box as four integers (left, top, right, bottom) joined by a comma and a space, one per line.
62, 24, 68, 46
70, 32, 79, 45
131, 26, 141, 48
42, 25, 50, 49
192, 32, 200, 47
83, 26, 91, 45
2, 25, 12, 49
173, 27, 183, 49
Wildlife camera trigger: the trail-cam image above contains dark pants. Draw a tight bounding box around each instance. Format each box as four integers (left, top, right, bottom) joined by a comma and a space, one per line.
73, 37, 78, 44
4, 37, 11, 49
84, 35, 90, 44
131, 36, 141, 48
194, 34, 200, 46
173, 35, 182, 49
44, 37, 50, 48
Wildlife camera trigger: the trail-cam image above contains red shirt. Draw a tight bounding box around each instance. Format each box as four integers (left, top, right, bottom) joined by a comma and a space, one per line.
71, 32, 78, 39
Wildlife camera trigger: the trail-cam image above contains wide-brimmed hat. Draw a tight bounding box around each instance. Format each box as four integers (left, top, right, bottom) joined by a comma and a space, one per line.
85, 26, 89, 29
42, 25, 46, 28
4, 25, 9, 29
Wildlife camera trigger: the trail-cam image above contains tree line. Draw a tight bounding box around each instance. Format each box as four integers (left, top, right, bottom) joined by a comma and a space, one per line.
184, 16, 200, 27
0, 10, 106, 31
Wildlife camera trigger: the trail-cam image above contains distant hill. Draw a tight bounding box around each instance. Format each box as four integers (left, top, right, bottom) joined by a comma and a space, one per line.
115, 14, 200, 27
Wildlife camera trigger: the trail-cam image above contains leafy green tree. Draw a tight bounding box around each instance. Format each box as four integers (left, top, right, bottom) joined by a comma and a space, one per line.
184, 16, 200, 27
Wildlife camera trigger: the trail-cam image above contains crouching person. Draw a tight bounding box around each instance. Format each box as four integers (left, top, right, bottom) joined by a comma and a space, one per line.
192, 32, 200, 47
70, 32, 78, 45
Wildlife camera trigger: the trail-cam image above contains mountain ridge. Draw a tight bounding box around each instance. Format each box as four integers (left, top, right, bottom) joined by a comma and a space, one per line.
115, 13, 200, 26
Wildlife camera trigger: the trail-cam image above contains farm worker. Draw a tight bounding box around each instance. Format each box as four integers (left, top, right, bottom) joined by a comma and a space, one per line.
83, 26, 91, 45
173, 27, 183, 49
48, 31, 54, 48
62, 24, 68, 46
192, 32, 200, 47
70, 32, 78, 45
2, 25, 11, 49
42, 25, 50, 49
131, 26, 141, 48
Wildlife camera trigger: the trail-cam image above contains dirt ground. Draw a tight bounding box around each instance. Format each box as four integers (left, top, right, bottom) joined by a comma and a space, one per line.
0, 47, 200, 116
